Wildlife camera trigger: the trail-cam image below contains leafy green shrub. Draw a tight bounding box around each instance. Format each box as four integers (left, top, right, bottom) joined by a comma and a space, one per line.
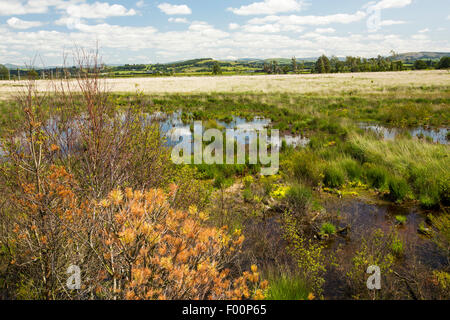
323, 165, 345, 188
321, 222, 336, 235
283, 214, 327, 297
364, 164, 388, 189
388, 176, 410, 202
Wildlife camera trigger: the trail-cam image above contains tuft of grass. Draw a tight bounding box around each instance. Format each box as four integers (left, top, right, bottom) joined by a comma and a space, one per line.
324, 165, 345, 188
286, 184, 312, 214
266, 274, 311, 300
321, 222, 337, 235
242, 188, 253, 203
395, 215, 407, 225
289, 151, 324, 187
388, 176, 410, 202
341, 158, 363, 182
390, 234, 404, 257
364, 164, 388, 189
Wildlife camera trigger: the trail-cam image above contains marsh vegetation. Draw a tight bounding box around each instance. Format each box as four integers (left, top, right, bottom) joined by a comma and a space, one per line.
0, 58, 448, 300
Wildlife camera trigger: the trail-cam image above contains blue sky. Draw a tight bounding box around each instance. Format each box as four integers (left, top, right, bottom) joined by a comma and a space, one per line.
0, 0, 449, 65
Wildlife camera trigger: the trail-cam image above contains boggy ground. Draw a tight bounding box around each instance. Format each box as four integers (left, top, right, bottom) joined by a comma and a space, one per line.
0, 71, 448, 300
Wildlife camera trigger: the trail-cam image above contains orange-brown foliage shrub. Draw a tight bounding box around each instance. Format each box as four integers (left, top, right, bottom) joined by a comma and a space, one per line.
1, 166, 267, 300
94, 185, 267, 300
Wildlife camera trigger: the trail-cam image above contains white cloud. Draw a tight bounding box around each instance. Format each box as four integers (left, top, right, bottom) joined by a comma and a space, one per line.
248, 11, 367, 26
229, 23, 240, 30
418, 28, 429, 33
412, 34, 427, 40
0, 0, 84, 16
66, 2, 137, 19
315, 27, 335, 33
228, 0, 306, 16
379, 20, 406, 26
158, 3, 191, 15
168, 17, 188, 24
243, 24, 281, 33
7, 17, 44, 29
136, 0, 145, 8
370, 0, 413, 10
0, 0, 47, 15
0, 1, 448, 65
0, 22, 449, 65
241, 23, 304, 33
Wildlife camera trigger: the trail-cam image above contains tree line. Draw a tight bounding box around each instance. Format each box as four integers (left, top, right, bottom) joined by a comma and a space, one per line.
263, 55, 450, 75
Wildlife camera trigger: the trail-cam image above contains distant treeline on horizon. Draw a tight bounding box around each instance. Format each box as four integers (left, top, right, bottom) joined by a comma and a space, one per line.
1, 54, 449, 80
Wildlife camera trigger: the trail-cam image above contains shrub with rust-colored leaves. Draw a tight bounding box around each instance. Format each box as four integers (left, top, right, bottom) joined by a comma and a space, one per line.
94, 186, 267, 300
1, 165, 93, 299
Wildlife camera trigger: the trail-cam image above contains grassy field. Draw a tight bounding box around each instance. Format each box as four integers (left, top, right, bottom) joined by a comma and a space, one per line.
0, 70, 448, 96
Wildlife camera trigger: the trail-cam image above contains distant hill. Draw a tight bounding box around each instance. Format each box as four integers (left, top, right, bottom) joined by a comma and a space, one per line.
392, 52, 450, 61
4, 52, 448, 75
3, 63, 24, 69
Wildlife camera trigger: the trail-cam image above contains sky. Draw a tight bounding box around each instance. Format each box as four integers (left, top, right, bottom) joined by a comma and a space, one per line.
0, 0, 449, 65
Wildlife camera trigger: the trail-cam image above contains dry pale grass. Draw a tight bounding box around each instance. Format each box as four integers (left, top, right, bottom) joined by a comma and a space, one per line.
0, 70, 449, 97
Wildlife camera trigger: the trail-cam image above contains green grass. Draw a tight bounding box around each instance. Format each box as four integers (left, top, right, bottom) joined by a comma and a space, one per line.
324, 165, 345, 189
395, 215, 408, 225
266, 274, 311, 300
388, 176, 410, 202
321, 222, 337, 235
390, 235, 404, 257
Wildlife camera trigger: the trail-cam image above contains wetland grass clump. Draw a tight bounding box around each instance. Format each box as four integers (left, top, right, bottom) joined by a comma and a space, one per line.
266, 273, 311, 300
340, 158, 363, 182
388, 176, 410, 202
364, 164, 388, 189
350, 134, 449, 206
395, 215, 407, 225
323, 165, 345, 189
285, 184, 313, 214
321, 222, 337, 235
286, 151, 324, 187
390, 234, 404, 257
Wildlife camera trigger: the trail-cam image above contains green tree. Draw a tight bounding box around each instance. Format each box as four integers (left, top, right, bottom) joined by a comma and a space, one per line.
212, 61, 222, 75
414, 60, 428, 70
437, 56, 450, 69
0, 64, 8, 80
315, 55, 330, 73
291, 56, 297, 73
27, 69, 39, 80
272, 60, 280, 74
